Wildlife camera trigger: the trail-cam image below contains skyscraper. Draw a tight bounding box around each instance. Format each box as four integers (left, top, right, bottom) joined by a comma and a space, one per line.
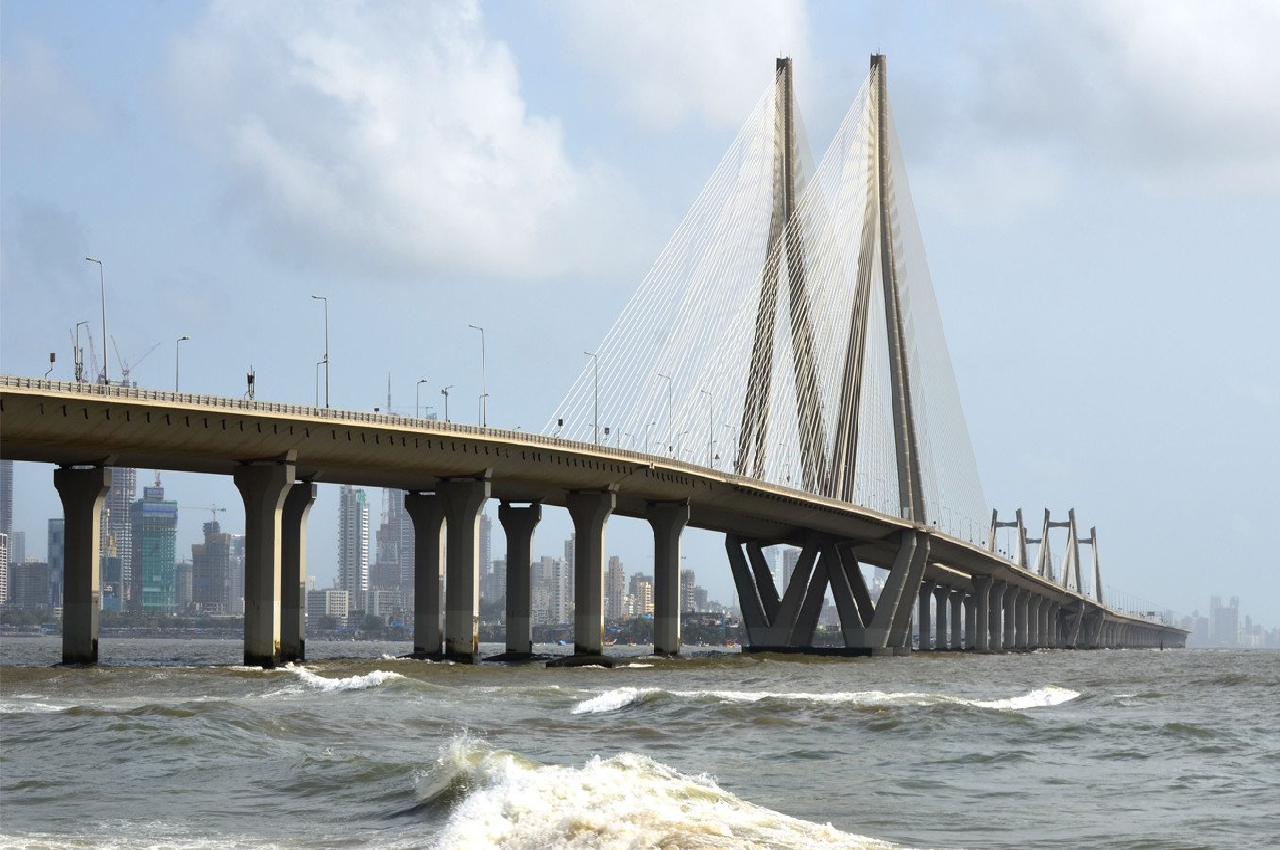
680, 568, 696, 612
782, 547, 800, 591
130, 475, 178, 612
0, 458, 13, 537
46, 520, 64, 609
605, 556, 626, 621
377, 488, 414, 589
479, 511, 492, 583
338, 486, 370, 606
192, 521, 232, 613
100, 467, 137, 605
0, 533, 8, 606
9, 531, 25, 566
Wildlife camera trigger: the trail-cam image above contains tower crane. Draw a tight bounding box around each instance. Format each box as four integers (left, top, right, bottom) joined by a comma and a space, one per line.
112, 337, 162, 387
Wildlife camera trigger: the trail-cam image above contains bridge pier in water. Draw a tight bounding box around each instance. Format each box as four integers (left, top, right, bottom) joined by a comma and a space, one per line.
437, 474, 492, 663
280, 481, 317, 663
54, 465, 112, 665
647, 501, 690, 657
497, 500, 541, 659
933, 585, 950, 650
405, 492, 446, 658
564, 488, 616, 661
233, 458, 296, 668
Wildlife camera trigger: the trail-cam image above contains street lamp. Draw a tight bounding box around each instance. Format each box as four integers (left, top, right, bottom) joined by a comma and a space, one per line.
85, 257, 106, 383
174, 335, 190, 392
468, 324, 486, 426
311, 295, 329, 407
658, 372, 673, 456
441, 385, 454, 423
699, 389, 714, 467
416, 378, 429, 419
584, 351, 599, 444
74, 321, 89, 382
314, 360, 325, 407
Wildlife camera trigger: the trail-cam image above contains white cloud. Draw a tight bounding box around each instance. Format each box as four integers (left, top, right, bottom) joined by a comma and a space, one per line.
165, 0, 632, 281
0, 38, 98, 138
555, 0, 810, 130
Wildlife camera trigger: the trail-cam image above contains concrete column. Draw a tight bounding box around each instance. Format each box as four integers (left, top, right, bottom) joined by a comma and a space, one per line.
1049, 602, 1061, 648
647, 501, 690, 657
54, 466, 112, 665
280, 481, 317, 663
405, 492, 446, 657
972, 577, 992, 650
949, 590, 964, 650
989, 580, 1007, 650
1038, 601, 1050, 648
437, 475, 492, 663
1003, 586, 1018, 648
233, 460, 296, 668
964, 592, 978, 650
917, 580, 934, 650
1027, 596, 1041, 649
1014, 589, 1029, 649
933, 585, 950, 650
567, 488, 617, 657
498, 500, 542, 658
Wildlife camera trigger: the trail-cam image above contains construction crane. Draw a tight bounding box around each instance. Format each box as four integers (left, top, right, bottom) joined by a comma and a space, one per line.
82, 325, 104, 383
112, 336, 162, 388
178, 505, 227, 524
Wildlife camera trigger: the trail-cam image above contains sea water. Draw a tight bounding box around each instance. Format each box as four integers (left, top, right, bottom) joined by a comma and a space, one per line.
2, 639, 1276, 849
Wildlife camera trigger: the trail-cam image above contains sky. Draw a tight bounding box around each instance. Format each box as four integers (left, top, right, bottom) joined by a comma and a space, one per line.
2, 1, 1277, 626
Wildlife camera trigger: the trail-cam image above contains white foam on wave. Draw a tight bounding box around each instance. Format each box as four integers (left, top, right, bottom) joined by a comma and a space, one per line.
570, 685, 1080, 715
290, 667, 405, 692
0, 701, 67, 714
419, 737, 900, 850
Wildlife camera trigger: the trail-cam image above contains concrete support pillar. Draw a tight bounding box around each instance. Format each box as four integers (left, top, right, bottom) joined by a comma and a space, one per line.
949, 590, 964, 649
647, 501, 690, 657
1014, 589, 1029, 649
54, 466, 112, 665
1003, 586, 1018, 648
963, 592, 978, 650
498, 500, 542, 658
280, 481, 317, 663
988, 580, 1006, 650
1049, 602, 1061, 647
972, 577, 992, 650
567, 488, 617, 656
405, 492, 446, 657
233, 460, 296, 668
437, 474, 492, 663
1038, 601, 1050, 648
1027, 596, 1041, 649
933, 585, 950, 650
917, 580, 934, 650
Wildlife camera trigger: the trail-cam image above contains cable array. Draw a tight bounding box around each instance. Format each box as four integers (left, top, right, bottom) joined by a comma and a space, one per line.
545, 64, 988, 535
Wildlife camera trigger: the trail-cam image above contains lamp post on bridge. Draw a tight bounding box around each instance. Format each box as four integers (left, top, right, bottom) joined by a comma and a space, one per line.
699, 388, 714, 467
84, 257, 107, 383
74, 321, 89, 382
311, 294, 329, 407
468, 323, 486, 427
416, 378, 429, 419
658, 372, 673, 456
585, 350, 599, 444
174, 335, 190, 392
441, 385, 453, 423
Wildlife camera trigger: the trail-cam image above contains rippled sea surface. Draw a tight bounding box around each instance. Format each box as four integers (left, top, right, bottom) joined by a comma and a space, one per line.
2, 639, 1277, 850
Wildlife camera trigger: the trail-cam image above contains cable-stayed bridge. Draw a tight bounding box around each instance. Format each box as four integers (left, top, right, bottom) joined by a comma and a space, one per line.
0, 56, 1185, 667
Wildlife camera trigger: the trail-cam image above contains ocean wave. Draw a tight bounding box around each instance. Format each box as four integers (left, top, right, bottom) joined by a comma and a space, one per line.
417, 737, 901, 850
0, 701, 67, 715
570, 685, 1080, 715
290, 667, 405, 692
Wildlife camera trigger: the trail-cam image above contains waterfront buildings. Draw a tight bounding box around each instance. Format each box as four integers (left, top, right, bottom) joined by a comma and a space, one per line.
129, 477, 178, 612
191, 521, 232, 614
337, 485, 370, 612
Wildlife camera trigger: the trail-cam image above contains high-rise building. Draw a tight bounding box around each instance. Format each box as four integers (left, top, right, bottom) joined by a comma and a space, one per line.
129, 476, 178, 612
9, 531, 25, 566
680, 568, 696, 612
192, 521, 232, 614
0, 532, 9, 606
377, 489, 414, 589
307, 588, 350, 626
175, 559, 193, 611
338, 486, 370, 606
1209, 596, 1240, 647
46, 520, 64, 608
487, 558, 507, 606
782, 547, 800, 591
228, 534, 245, 615
631, 578, 654, 618
694, 585, 709, 612
9, 560, 49, 609
531, 555, 572, 625
100, 467, 137, 606
605, 556, 626, 621
480, 512, 492, 581
0, 459, 13, 536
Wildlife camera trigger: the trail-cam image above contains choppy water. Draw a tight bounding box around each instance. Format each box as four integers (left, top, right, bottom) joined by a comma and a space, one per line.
2, 639, 1277, 849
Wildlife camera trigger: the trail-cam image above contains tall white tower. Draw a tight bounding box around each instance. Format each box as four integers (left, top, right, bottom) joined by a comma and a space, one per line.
338, 485, 369, 606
